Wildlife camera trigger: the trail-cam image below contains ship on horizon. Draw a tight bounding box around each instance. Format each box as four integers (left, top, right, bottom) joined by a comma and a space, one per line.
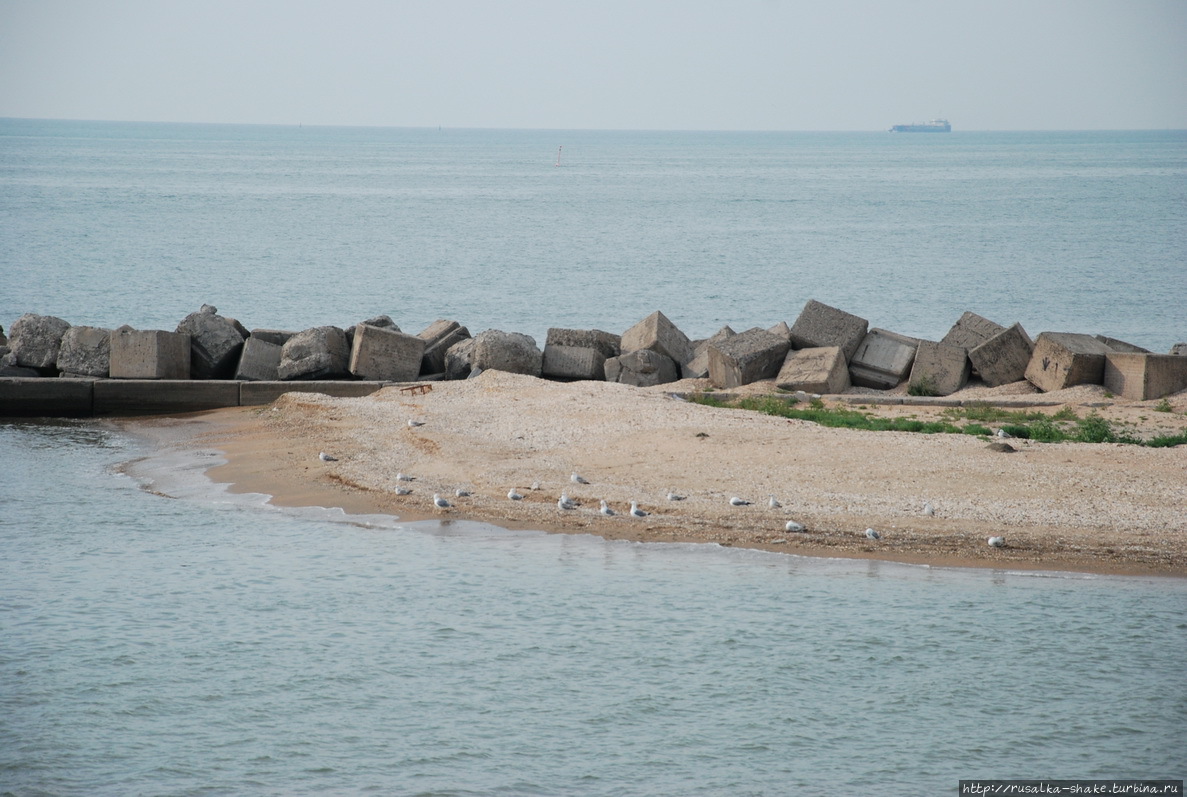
890, 118, 951, 133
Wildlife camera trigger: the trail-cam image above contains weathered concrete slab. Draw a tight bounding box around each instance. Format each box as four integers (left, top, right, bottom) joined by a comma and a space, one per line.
56, 326, 111, 378
683, 326, 735, 380
471, 330, 543, 377
418, 320, 471, 375
1172, 343, 1187, 357
542, 344, 607, 381
94, 380, 240, 415
249, 328, 297, 346
767, 321, 792, 342
235, 337, 283, 381
110, 329, 191, 379
545, 328, 621, 359
1025, 332, 1111, 392
1103, 352, 1187, 401
776, 346, 850, 394
176, 307, 246, 379
605, 349, 679, 387
1095, 335, 1150, 354
0, 378, 93, 417
8, 313, 71, 371
941, 311, 1005, 351
968, 323, 1034, 388
278, 326, 351, 380
241, 381, 389, 406
345, 315, 400, 348
444, 338, 477, 380
849, 328, 919, 389
907, 341, 970, 396
708, 327, 790, 388
788, 300, 868, 361
349, 325, 426, 382
620, 311, 693, 367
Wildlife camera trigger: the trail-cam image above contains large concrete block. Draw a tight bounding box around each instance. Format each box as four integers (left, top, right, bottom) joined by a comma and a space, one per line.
345, 315, 400, 348
1103, 353, 1187, 400
235, 336, 283, 381
620, 311, 693, 366
775, 346, 850, 394
278, 327, 351, 381
542, 345, 607, 381
176, 307, 246, 379
8, 313, 71, 371
241, 381, 388, 405
444, 338, 477, 380
708, 327, 791, 388
545, 328, 621, 359
968, 323, 1034, 387
56, 326, 111, 378
94, 380, 240, 415
110, 329, 191, 379
907, 341, 970, 396
0, 378, 93, 417
471, 330, 542, 377
941, 311, 1005, 350
1096, 335, 1149, 354
1024, 332, 1110, 392
767, 321, 792, 342
419, 320, 471, 376
349, 325, 426, 382
249, 328, 297, 346
683, 326, 736, 380
848, 328, 919, 389
1171, 343, 1187, 357
605, 349, 679, 387
788, 300, 868, 361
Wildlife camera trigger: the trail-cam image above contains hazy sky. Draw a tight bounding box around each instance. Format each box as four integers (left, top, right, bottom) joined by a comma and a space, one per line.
1, 0, 1184, 130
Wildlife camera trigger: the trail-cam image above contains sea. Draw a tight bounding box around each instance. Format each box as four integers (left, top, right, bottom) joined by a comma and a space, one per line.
1, 119, 1186, 795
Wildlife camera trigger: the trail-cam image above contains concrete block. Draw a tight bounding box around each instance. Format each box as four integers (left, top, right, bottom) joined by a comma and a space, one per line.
707, 327, 790, 388
1103, 353, 1187, 401
345, 315, 400, 348
941, 312, 1005, 350
605, 349, 679, 387
545, 328, 621, 359
1171, 343, 1187, 357
94, 380, 240, 415
444, 338, 477, 380
0, 377, 93, 417
968, 323, 1034, 388
849, 328, 919, 389
542, 344, 607, 381
471, 330, 542, 377
418, 320, 471, 375
1024, 332, 1111, 392
56, 326, 111, 378
788, 300, 868, 361
234, 337, 283, 381
8, 313, 71, 371
620, 311, 693, 366
241, 381, 388, 405
249, 329, 297, 346
110, 329, 191, 379
348, 325, 426, 382
278, 327, 351, 380
1095, 335, 1149, 354
775, 346, 850, 394
683, 326, 736, 380
907, 341, 970, 396
176, 307, 246, 379
767, 321, 792, 342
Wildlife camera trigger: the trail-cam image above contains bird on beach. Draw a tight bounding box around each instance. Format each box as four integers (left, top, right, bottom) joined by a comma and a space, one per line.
988, 536, 1006, 548
599, 500, 616, 516
455, 488, 471, 498
433, 493, 452, 509
785, 520, 806, 533
508, 488, 524, 501
407, 419, 425, 428
865, 528, 881, 540
571, 472, 590, 484
530, 481, 541, 491
996, 429, 1012, 439
923, 502, 936, 516
730, 497, 752, 507
666, 489, 686, 501
318, 451, 338, 462
630, 502, 648, 518
395, 486, 412, 496
396, 472, 414, 482
768, 495, 782, 509
558, 493, 577, 510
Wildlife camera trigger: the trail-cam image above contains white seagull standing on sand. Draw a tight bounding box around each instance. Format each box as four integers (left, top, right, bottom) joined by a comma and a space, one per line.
923, 502, 936, 516
558, 493, 577, 510
455, 488, 471, 498
599, 500, 616, 516
865, 528, 881, 540
433, 493, 452, 509
768, 495, 782, 509
571, 472, 590, 484
407, 419, 425, 428
630, 502, 648, 518
666, 490, 686, 501
395, 486, 412, 496
785, 520, 806, 533
996, 429, 1012, 439
988, 536, 1006, 548
508, 488, 524, 501
318, 451, 338, 462
730, 497, 752, 507
396, 472, 414, 482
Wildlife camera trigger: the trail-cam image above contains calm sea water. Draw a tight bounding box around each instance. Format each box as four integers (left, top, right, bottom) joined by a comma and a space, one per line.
2, 121, 1187, 794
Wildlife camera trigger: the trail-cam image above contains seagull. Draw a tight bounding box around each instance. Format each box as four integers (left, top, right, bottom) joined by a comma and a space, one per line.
530, 481, 541, 491
785, 520, 806, 533
629, 501, 648, 518
507, 488, 524, 501
433, 493, 452, 509
865, 528, 881, 540
988, 536, 1006, 548
318, 451, 338, 462
666, 490, 686, 501
730, 497, 752, 507
407, 419, 425, 427
558, 493, 577, 510
923, 502, 935, 516
395, 486, 412, 496
396, 472, 414, 482
996, 429, 1012, 439
571, 472, 590, 484
599, 500, 616, 516
768, 495, 782, 509
454, 488, 471, 498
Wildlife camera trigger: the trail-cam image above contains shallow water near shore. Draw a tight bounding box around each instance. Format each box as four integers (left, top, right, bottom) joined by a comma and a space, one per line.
2, 421, 1184, 795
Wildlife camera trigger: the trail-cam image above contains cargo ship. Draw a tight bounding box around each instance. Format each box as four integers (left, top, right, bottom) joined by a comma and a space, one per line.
889, 119, 951, 133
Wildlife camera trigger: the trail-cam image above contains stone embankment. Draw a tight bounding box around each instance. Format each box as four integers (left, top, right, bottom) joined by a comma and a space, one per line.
2, 301, 1186, 417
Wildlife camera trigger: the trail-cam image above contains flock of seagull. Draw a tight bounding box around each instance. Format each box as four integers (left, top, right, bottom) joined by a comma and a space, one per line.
316, 417, 1010, 549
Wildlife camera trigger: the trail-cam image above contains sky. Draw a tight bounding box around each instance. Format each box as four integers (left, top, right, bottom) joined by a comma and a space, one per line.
1, 0, 1184, 131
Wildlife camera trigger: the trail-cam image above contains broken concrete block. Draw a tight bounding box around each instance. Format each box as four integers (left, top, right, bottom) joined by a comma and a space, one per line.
545, 328, 621, 359
419, 320, 471, 375
907, 341, 970, 396
542, 345, 607, 381
620, 311, 693, 367
444, 338, 477, 380
1024, 332, 1111, 392
1103, 352, 1187, 401
9, 313, 71, 371
234, 337, 283, 381
708, 327, 790, 389
56, 326, 112, 378
941, 312, 1006, 351
176, 308, 246, 379
776, 346, 850, 394
470, 330, 542, 377
110, 329, 191, 379
278, 326, 351, 380
605, 348, 679, 387
788, 300, 868, 361
249, 329, 297, 346
1096, 335, 1150, 354
849, 328, 919, 389
767, 321, 792, 342
682, 326, 736, 380
968, 323, 1034, 388
1171, 343, 1187, 357
348, 325, 426, 382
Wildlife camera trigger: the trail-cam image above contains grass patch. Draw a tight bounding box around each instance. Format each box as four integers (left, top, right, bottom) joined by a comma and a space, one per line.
1155, 398, 1174, 413
906, 375, 940, 397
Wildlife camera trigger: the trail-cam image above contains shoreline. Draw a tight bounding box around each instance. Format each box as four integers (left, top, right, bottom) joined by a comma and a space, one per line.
114, 371, 1187, 579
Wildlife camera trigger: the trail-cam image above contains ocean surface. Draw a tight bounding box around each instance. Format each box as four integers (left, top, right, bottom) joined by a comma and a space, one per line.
2, 120, 1186, 795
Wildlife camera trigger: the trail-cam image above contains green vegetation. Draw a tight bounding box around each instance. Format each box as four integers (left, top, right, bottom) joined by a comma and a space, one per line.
1155, 398, 1174, 413
906, 375, 940, 398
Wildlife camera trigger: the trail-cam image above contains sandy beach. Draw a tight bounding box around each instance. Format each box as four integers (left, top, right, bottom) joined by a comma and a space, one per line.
127, 370, 1187, 577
